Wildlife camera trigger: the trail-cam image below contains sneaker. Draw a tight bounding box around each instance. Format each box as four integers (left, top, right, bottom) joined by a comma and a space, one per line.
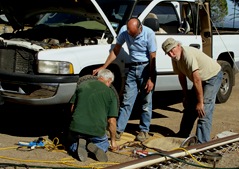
116, 131, 123, 141
87, 142, 108, 162
135, 131, 149, 142
77, 139, 88, 162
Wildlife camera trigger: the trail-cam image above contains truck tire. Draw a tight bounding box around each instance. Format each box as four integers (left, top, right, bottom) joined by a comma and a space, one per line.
216, 61, 233, 103
77, 75, 120, 109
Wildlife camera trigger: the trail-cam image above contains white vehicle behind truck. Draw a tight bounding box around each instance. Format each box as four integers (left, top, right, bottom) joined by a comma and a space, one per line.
0, 0, 238, 105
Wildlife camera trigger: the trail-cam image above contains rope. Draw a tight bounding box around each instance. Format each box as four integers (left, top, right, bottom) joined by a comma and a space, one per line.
174, 147, 209, 167
0, 146, 18, 150
0, 137, 117, 169
44, 137, 66, 152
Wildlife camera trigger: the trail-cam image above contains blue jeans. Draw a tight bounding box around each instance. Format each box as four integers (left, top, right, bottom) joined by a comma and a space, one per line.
67, 131, 109, 156
117, 63, 153, 132
178, 70, 223, 143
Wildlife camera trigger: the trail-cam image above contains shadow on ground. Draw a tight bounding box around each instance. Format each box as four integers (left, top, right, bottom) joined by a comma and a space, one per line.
0, 90, 183, 142
0, 102, 71, 144
123, 90, 183, 137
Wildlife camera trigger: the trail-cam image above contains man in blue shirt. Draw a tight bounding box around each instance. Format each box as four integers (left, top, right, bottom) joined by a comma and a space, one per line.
93, 17, 157, 142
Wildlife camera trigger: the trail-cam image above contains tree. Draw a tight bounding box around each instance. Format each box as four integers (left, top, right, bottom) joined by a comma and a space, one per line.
210, 0, 228, 23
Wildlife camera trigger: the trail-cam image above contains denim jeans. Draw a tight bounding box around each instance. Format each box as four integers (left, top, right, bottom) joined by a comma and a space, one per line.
178, 70, 223, 143
67, 131, 109, 156
117, 63, 153, 132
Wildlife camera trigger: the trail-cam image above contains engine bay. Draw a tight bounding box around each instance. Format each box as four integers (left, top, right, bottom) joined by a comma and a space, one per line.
0, 25, 112, 49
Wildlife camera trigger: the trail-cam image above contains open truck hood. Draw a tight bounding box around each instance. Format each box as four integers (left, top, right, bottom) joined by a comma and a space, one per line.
0, 0, 102, 31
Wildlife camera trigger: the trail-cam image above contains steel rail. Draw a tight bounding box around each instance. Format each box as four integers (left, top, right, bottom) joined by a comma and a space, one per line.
105, 134, 239, 169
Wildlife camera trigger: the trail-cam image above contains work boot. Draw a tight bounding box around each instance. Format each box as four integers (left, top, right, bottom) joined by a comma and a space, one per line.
87, 142, 108, 162
116, 131, 123, 141
77, 139, 88, 162
135, 131, 149, 142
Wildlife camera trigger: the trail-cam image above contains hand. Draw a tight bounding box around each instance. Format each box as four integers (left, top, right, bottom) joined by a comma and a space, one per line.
110, 140, 118, 152
110, 146, 119, 152
92, 66, 104, 75
145, 78, 154, 93
196, 102, 205, 118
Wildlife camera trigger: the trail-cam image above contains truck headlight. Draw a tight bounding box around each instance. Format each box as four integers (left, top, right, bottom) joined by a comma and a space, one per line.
38, 61, 74, 74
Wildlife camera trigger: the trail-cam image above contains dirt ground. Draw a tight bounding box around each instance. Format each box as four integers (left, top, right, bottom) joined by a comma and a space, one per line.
0, 73, 238, 169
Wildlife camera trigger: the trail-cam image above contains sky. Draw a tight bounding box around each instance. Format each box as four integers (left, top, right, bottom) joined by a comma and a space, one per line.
217, 0, 239, 28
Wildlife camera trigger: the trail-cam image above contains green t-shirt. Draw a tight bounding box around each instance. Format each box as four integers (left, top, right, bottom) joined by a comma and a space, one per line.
69, 79, 118, 137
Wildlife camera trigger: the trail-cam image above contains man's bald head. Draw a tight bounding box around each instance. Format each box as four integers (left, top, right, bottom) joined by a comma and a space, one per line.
127, 17, 142, 38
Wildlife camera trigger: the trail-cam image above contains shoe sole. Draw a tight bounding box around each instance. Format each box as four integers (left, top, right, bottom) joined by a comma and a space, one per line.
87, 142, 108, 162
77, 139, 87, 162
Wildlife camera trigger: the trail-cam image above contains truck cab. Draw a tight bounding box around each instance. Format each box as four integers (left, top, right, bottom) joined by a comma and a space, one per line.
128, 0, 237, 103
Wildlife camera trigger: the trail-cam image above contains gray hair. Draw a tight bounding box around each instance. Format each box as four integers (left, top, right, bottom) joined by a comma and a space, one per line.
97, 69, 114, 82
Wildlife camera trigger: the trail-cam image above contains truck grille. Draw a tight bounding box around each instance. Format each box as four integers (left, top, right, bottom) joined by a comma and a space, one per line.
0, 47, 36, 74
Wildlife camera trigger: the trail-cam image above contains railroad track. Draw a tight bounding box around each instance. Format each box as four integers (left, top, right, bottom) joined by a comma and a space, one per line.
105, 134, 239, 169
0, 134, 238, 169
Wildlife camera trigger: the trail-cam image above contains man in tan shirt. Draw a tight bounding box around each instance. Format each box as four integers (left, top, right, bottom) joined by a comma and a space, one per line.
162, 38, 223, 143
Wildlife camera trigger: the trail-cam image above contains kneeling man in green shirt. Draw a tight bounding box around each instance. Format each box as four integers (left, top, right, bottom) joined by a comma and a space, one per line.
67, 69, 118, 162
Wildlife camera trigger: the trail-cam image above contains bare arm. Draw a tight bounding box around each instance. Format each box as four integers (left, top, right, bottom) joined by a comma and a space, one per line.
192, 69, 205, 118
93, 44, 122, 75
107, 117, 118, 150
178, 73, 189, 108
178, 73, 188, 97
145, 51, 156, 93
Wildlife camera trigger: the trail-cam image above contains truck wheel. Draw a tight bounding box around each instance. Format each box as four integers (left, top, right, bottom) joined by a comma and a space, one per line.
77, 75, 120, 109
216, 61, 233, 103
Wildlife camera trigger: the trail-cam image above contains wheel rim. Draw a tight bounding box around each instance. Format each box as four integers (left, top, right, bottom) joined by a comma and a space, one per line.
220, 71, 230, 95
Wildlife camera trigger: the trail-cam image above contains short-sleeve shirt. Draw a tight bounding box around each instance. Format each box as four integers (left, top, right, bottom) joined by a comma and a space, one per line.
69, 79, 118, 137
117, 25, 157, 62
172, 46, 221, 81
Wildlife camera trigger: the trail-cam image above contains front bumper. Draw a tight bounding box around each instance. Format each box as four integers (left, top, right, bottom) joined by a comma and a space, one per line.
0, 71, 79, 105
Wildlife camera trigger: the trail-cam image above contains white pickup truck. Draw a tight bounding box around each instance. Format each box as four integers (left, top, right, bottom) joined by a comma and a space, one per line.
0, 0, 238, 105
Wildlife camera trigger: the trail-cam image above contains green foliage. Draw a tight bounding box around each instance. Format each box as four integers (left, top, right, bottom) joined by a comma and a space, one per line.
210, 0, 228, 23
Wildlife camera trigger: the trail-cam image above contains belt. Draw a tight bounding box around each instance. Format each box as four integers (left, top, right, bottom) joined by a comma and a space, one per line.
130, 61, 149, 66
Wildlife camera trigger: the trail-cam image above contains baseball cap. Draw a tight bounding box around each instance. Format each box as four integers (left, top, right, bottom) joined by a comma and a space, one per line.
162, 38, 179, 54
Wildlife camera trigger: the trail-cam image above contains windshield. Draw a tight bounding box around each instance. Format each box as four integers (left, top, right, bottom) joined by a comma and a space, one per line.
36, 13, 107, 31
132, 1, 179, 24
35, 0, 136, 32
96, 0, 135, 32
